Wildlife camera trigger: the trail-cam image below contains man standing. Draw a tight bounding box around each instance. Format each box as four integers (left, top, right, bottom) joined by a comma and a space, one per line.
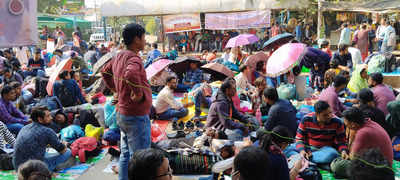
145, 43, 162, 68
376, 19, 387, 52
339, 23, 351, 45
101, 23, 152, 180
382, 19, 396, 53
155, 76, 192, 130
368, 72, 396, 116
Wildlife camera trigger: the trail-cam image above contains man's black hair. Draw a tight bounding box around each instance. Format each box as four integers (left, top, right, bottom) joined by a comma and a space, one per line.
1, 85, 14, 97
220, 78, 234, 95
263, 87, 279, 102
339, 70, 350, 77
58, 70, 70, 80
343, 107, 366, 125
31, 106, 49, 122
3, 68, 11, 73
256, 61, 264, 72
358, 88, 374, 104
314, 100, 330, 114
343, 23, 348, 28
321, 40, 329, 48
9, 81, 21, 89
35, 49, 41, 54
152, 43, 158, 49
333, 75, 348, 88
234, 146, 269, 180
122, 23, 146, 46
128, 148, 167, 180
89, 45, 96, 51
239, 64, 248, 73
166, 76, 176, 83
348, 148, 394, 180
54, 49, 63, 54
339, 44, 349, 52
330, 59, 340, 68
370, 72, 383, 85
260, 125, 293, 153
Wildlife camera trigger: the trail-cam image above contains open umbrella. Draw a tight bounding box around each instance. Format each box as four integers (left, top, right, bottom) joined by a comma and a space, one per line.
299, 47, 331, 71
266, 43, 307, 77
46, 58, 73, 96
145, 59, 173, 80
244, 52, 269, 71
201, 62, 235, 81
262, 33, 294, 50
169, 56, 202, 75
225, 34, 259, 48
93, 51, 117, 74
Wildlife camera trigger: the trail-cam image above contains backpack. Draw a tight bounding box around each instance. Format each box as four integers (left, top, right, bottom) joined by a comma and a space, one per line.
60, 125, 85, 143
59, 82, 75, 107
34, 77, 49, 98
71, 137, 101, 163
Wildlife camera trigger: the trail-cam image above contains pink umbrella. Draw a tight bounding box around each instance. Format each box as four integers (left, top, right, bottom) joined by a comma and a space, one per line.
245, 52, 269, 71
225, 34, 259, 48
266, 43, 307, 77
46, 58, 73, 96
145, 59, 173, 80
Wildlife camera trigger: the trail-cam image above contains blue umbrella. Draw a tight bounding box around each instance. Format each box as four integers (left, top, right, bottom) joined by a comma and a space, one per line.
262, 33, 294, 50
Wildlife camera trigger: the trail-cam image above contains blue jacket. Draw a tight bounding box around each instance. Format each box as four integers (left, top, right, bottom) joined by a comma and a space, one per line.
53, 79, 86, 105
262, 99, 298, 136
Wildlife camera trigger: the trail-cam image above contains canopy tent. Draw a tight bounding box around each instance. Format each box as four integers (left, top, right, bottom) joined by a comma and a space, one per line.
37, 15, 92, 29
100, 0, 309, 17
321, 0, 400, 13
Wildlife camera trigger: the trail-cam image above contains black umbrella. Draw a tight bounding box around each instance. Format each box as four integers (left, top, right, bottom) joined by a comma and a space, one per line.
262, 33, 294, 50
169, 56, 203, 76
92, 51, 117, 74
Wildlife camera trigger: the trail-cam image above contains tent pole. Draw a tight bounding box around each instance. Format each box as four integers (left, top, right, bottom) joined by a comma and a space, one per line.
161, 15, 166, 53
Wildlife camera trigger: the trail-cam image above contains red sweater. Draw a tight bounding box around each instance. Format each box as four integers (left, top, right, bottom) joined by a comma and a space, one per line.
351, 120, 393, 165
296, 113, 348, 153
101, 50, 152, 116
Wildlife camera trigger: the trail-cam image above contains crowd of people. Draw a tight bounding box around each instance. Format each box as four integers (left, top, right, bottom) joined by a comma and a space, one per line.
0, 18, 399, 180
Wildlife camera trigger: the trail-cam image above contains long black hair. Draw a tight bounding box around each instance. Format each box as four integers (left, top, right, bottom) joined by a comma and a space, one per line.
260, 126, 293, 153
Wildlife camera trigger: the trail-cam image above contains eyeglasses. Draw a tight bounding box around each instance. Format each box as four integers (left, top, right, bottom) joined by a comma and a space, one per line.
153, 166, 173, 179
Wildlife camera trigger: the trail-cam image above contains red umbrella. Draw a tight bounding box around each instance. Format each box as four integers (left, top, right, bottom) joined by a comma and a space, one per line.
245, 52, 269, 71
46, 58, 73, 96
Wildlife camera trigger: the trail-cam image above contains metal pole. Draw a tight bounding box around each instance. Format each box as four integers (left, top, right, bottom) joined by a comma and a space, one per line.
103, 17, 107, 41
160, 15, 166, 52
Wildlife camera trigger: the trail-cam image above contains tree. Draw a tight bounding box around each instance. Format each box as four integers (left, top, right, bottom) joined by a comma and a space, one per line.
38, 0, 63, 15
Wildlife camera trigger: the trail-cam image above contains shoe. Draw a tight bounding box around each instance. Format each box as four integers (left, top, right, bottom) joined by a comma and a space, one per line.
167, 130, 186, 139
185, 121, 194, 130
172, 121, 184, 131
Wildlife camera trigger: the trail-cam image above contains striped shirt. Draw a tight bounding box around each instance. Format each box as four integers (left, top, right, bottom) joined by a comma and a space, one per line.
0, 121, 15, 150
296, 113, 348, 153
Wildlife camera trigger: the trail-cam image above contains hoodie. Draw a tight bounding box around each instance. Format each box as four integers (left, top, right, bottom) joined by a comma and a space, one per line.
206, 90, 247, 131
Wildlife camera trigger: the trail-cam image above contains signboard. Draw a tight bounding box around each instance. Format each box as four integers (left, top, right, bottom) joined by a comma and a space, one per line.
0, 0, 38, 48
62, 0, 85, 15
163, 13, 201, 33
205, 10, 271, 30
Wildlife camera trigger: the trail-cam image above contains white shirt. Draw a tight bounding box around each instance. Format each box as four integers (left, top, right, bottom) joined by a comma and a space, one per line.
155, 86, 183, 114
234, 72, 255, 94
222, 52, 230, 62
348, 47, 362, 65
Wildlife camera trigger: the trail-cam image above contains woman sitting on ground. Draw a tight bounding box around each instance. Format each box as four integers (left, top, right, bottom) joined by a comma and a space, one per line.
259, 126, 304, 180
